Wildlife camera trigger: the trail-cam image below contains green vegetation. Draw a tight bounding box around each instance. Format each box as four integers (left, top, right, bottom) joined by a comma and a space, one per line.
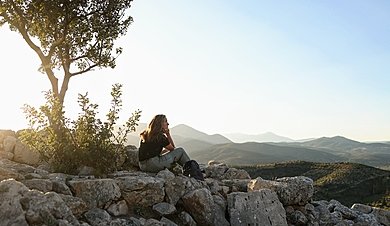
20, 84, 141, 176
237, 161, 390, 209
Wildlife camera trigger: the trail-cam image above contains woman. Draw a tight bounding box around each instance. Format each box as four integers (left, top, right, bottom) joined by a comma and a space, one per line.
138, 114, 191, 173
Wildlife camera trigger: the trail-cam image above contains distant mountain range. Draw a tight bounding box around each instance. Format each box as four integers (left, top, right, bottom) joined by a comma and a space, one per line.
124, 124, 390, 169
223, 132, 295, 143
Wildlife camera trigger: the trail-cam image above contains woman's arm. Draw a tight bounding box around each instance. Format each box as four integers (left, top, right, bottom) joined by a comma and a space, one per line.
164, 128, 175, 151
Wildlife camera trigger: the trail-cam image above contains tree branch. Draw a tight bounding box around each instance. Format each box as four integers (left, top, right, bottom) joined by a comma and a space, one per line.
71, 63, 100, 77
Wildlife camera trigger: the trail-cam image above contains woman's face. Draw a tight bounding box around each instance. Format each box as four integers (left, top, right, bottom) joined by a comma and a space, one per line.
162, 117, 169, 130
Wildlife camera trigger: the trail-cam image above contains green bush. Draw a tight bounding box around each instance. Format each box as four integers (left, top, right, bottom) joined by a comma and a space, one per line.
20, 84, 141, 176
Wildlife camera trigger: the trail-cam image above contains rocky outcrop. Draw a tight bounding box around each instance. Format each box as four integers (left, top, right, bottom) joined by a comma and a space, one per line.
0, 131, 389, 226
0, 130, 40, 166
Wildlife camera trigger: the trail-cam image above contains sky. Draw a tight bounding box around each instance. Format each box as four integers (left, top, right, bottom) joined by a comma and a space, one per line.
1, 1, 390, 142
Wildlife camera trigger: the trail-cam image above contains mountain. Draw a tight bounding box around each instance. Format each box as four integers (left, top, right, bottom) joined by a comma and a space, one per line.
300, 136, 364, 151
125, 123, 232, 147
190, 142, 345, 165
124, 125, 390, 169
170, 124, 232, 144
223, 132, 294, 143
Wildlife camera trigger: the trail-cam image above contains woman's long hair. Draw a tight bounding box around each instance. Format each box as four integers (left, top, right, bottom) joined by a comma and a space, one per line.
140, 114, 166, 142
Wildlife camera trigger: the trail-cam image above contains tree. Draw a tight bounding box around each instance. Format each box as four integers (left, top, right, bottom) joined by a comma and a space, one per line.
0, 0, 133, 105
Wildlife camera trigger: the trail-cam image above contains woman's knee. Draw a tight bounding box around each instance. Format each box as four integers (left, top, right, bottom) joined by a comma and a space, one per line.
174, 147, 185, 153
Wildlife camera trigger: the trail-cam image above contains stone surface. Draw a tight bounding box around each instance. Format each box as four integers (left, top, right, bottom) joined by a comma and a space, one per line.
228, 189, 288, 226
68, 178, 121, 209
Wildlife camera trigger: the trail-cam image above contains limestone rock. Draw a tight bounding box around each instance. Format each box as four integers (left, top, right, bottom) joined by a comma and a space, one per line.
13, 140, 40, 166
164, 175, 205, 205
3, 135, 17, 153
59, 194, 88, 218
0, 150, 14, 160
182, 188, 216, 226
178, 211, 197, 226
0, 179, 30, 226
68, 178, 121, 209
22, 178, 53, 193
221, 167, 251, 180
228, 189, 288, 226
160, 217, 178, 226
20, 190, 80, 225
153, 202, 177, 216
107, 200, 129, 216
115, 175, 165, 208
248, 176, 314, 206
84, 208, 111, 226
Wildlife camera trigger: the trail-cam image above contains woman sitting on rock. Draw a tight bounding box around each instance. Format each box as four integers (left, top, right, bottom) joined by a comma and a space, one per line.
138, 114, 191, 173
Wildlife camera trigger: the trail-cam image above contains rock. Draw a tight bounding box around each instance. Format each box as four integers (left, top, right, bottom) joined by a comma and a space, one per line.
20, 190, 80, 225
205, 163, 228, 179
22, 178, 53, 193
0, 179, 30, 226
144, 218, 164, 226
164, 175, 205, 205
221, 167, 251, 180
178, 211, 197, 226
0, 150, 14, 160
290, 210, 308, 225
156, 168, 175, 180
52, 179, 73, 195
107, 200, 129, 216
351, 203, 372, 213
160, 217, 178, 226
84, 208, 111, 226
182, 188, 219, 226
68, 178, 121, 209
0, 165, 25, 181
212, 194, 229, 226
115, 175, 165, 208
227, 189, 288, 226
0, 137, 387, 226
153, 202, 177, 216
329, 199, 358, 220
372, 207, 390, 226
59, 194, 88, 218
13, 140, 40, 166
248, 176, 314, 206
221, 179, 251, 192
3, 136, 17, 153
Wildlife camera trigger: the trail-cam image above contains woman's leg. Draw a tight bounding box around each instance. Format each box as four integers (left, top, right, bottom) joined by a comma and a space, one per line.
139, 147, 191, 172
162, 147, 191, 166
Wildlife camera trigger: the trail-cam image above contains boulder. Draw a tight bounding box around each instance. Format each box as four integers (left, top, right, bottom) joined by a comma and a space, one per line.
228, 189, 288, 226
248, 176, 314, 206
115, 175, 165, 208
68, 178, 121, 209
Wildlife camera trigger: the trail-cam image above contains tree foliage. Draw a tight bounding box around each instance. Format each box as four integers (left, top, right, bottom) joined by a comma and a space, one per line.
0, 0, 133, 104
20, 84, 141, 175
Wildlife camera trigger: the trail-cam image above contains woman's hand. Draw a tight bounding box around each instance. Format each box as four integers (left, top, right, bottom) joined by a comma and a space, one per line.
163, 128, 170, 136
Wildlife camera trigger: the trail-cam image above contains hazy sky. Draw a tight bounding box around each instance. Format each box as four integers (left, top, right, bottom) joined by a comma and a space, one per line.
1, 1, 389, 142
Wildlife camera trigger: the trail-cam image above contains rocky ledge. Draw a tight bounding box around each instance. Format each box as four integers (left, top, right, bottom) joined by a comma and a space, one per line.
0, 131, 389, 226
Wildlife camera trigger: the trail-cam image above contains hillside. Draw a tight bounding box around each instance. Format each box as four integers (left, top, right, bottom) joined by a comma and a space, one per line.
284, 136, 390, 168
125, 124, 231, 148
223, 132, 294, 143
191, 142, 346, 165
237, 161, 390, 209
171, 124, 232, 144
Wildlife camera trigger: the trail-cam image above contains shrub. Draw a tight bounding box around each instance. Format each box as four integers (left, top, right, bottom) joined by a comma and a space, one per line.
20, 84, 141, 176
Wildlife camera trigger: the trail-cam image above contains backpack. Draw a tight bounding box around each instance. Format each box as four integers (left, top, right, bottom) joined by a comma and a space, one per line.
183, 160, 204, 181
